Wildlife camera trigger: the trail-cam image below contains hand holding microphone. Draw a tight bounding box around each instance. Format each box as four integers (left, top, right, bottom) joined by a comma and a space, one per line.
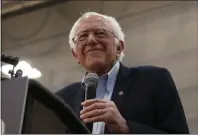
81, 73, 129, 133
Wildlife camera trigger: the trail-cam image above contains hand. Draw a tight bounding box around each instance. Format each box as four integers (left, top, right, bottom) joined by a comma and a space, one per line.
80, 99, 129, 133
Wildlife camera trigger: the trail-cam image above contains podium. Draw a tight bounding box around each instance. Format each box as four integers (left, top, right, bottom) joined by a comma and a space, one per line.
1, 77, 90, 134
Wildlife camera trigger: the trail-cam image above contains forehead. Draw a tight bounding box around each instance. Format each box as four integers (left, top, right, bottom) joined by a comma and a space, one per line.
76, 15, 112, 33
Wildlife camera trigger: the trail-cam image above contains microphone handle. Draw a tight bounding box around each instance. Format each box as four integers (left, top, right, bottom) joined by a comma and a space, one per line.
85, 84, 96, 100
84, 84, 97, 132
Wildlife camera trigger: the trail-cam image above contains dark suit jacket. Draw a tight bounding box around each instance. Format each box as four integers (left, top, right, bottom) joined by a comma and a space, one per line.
55, 63, 189, 134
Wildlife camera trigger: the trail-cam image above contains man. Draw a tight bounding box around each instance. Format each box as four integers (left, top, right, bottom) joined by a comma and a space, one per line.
56, 12, 189, 134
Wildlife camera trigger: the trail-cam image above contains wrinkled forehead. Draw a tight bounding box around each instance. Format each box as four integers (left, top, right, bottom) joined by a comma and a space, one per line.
76, 15, 113, 34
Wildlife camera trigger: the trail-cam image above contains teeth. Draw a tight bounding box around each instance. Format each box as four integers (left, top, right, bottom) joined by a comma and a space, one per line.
93, 49, 101, 51
86, 49, 103, 53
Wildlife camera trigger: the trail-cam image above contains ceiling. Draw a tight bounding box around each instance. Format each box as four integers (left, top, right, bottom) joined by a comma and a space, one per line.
1, 1, 45, 15
1, 0, 68, 20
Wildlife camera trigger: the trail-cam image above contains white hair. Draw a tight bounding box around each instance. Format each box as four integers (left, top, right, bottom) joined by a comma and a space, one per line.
69, 12, 125, 61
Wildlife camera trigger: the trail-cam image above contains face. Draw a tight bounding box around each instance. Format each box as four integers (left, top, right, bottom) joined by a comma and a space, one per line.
72, 15, 124, 75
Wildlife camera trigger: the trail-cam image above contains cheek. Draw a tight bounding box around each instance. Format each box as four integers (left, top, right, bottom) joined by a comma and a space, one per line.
75, 49, 85, 61
79, 53, 85, 61
106, 44, 117, 56
100, 41, 113, 53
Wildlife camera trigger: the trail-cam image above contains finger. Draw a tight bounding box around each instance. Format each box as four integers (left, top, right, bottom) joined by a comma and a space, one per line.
80, 102, 106, 114
80, 109, 106, 119
83, 108, 110, 123
82, 98, 107, 106
83, 114, 105, 123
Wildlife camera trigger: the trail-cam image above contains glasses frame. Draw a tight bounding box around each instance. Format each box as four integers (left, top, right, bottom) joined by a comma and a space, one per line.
72, 28, 117, 45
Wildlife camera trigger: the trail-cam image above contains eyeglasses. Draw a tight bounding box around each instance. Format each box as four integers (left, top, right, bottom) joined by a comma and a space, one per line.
72, 28, 116, 44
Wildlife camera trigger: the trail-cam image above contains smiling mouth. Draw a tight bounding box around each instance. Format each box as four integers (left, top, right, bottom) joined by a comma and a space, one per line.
86, 49, 103, 53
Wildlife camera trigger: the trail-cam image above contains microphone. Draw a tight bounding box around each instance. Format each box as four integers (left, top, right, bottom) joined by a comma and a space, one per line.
84, 73, 99, 100
83, 73, 99, 131
1, 54, 19, 66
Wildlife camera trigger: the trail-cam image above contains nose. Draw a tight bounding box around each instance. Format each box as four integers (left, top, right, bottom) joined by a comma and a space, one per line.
86, 33, 98, 46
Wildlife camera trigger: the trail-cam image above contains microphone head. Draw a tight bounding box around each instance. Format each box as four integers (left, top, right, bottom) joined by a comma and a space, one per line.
84, 73, 99, 100
84, 73, 99, 86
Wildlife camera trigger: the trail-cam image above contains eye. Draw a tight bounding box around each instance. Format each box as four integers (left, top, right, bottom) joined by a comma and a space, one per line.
94, 30, 106, 37
78, 33, 88, 41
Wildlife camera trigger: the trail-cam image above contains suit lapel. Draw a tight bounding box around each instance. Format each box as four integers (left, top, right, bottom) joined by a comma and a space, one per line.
105, 64, 135, 134
111, 63, 134, 111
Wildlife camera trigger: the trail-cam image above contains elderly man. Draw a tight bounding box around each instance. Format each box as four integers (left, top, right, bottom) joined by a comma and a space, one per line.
56, 12, 189, 134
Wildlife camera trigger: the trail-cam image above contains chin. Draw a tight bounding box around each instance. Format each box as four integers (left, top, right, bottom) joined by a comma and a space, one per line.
86, 59, 106, 72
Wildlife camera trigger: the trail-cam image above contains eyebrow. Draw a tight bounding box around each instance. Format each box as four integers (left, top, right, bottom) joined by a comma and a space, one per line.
77, 28, 106, 34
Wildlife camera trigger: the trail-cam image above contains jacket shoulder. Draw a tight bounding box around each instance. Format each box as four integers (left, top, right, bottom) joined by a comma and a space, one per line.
135, 65, 167, 71
131, 65, 170, 75
126, 65, 173, 81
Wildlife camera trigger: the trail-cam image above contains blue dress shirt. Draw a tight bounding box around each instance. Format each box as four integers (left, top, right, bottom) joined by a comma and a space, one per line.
82, 61, 120, 134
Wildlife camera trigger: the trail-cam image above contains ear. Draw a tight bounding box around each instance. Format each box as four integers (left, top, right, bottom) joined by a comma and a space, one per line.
117, 40, 125, 54
72, 49, 80, 64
